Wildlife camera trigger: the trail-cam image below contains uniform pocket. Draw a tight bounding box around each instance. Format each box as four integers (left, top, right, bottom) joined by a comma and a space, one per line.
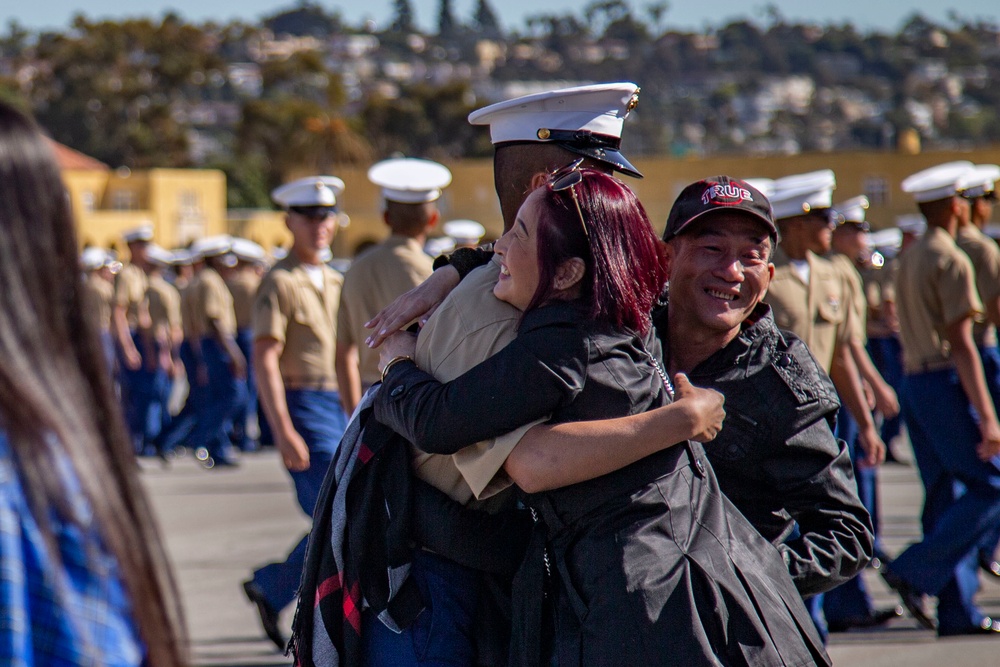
815, 294, 845, 325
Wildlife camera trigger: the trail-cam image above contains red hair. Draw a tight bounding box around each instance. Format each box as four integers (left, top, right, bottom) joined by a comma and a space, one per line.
527, 169, 667, 333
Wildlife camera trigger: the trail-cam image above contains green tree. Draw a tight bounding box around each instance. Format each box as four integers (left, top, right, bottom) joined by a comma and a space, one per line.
28, 15, 224, 167
360, 82, 485, 158
391, 0, 416, 33
645, 2, 669, 37
264, 1, 340, 37
238, 97, 371, 190
437, 0, 457, 37
206, 153, 273, 209
583, 0, 629, 38
474, 0, 503, 39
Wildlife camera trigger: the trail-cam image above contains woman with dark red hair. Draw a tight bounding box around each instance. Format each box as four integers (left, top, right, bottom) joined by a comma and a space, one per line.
372, 164, 828, 666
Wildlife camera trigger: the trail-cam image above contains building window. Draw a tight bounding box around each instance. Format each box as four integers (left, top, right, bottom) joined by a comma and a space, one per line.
179, 190, 201, 218
81, 191, 96, 212
863, 175, 889, 206
176, 190, 205, 243
111, 190, 137, 211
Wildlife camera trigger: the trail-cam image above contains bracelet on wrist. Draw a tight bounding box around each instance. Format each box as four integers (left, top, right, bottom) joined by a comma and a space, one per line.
381, 355, 414, 383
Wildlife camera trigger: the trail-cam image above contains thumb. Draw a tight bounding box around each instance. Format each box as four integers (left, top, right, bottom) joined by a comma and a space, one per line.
672, 372, 692, 395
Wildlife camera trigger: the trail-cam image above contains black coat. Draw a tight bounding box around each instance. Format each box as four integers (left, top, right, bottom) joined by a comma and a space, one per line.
377, 302, 830, 667
656, 302, 874, 596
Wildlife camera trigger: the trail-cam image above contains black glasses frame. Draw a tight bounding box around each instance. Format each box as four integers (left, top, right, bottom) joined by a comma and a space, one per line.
548, 158, 590, 240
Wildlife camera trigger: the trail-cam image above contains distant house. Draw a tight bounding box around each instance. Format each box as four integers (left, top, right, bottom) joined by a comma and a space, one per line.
49, 137, 227, 251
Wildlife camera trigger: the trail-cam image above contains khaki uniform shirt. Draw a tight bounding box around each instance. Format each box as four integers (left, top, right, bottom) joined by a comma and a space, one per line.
411, 257, 539, 507
765, 248, 854, 372
113, 263, 148, 328
829, 253, 867, 345
253, 254, 342, 390
82, 274, 114, 334
145, 275, 181, 341
956, 224, 1000, 349
861, 258, 898, 339
896, 226, 983, 374
338, 236, 434, 387
179, 276, 203, 341
227, 269, 262, 331
194, 266, 237, 339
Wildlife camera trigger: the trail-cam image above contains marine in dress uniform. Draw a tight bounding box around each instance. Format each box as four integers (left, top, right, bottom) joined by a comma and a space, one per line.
955, 165, 1000, 582
764, 172, 884, 465
882, 161, 1000, 636
139, 245, 182, 458
443, 219, 486, 250
861, 246, 904, 450
228, 238, 266, 451
763, 171, 886, 639
80, 247, 119, 372
360, 83, 649, 667
112, 225, 153, 452
335, 158, 450, 416
151, 249, 202, 456
822, 196, 903, 631
243, 176, 348, 650
185, 236, 247, 469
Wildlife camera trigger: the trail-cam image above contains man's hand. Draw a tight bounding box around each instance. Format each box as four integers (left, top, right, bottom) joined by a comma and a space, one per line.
872, 381, 900, 419
365, 266, 460, 349
277, 428, 310, 472
857, 424, 887, 467
229, 352, 247, 381
671, 373, 726, 443
977, 420, 1000, 461
196, 362, 210, 387
123, 345, 142, 371
378, 332, 418, 373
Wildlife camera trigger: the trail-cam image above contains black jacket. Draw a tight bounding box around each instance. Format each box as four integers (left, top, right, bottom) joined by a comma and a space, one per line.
654, 301, 874, 595
378, 302, 830, 667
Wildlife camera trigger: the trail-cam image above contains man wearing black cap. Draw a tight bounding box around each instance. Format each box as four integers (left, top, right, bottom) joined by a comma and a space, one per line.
653, 177, 873, 601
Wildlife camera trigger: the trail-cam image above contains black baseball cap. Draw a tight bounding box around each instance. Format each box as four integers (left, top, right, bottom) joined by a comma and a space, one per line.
663, 176, 778, 241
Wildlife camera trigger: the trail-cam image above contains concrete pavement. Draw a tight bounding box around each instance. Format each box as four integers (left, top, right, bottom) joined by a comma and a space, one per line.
140, 442, 1000, 666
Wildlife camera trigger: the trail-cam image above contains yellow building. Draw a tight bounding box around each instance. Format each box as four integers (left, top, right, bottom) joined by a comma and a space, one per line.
55, 136, 1000, 258
54, 141, 228, 253
323, 146, 1000, 257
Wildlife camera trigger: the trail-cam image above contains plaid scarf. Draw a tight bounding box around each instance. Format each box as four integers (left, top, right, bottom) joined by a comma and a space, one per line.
289, 387, 423, 667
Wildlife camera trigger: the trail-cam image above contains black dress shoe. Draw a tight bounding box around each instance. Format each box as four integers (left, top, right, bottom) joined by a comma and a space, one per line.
979, 554, 1000, 579
938, 617, 1000, 636
827, 606, 904, 632
880, 568, 937, 631
243, 580, 286, 650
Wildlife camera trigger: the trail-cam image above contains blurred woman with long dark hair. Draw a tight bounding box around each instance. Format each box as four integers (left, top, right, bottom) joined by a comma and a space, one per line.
0, 100, 187, 666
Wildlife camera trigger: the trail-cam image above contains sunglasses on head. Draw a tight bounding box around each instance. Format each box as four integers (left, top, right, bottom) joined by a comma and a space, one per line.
547, 158, 590, 240
290, 205, 335, 219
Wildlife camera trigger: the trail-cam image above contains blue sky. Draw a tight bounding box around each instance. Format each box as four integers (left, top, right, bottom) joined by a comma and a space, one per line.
6, 1, 995, 34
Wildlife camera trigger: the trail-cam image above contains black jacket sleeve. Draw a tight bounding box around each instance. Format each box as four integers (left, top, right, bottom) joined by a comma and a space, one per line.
374, 321, 588, 454
700, 322, 873, 596
432, 246, 494, 279
769, 424, 874, 595
412, 479, 530, 575
760, 338, 874, 595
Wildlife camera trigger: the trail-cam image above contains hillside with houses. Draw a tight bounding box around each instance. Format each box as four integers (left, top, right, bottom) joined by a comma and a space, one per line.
2, 1, 998, 206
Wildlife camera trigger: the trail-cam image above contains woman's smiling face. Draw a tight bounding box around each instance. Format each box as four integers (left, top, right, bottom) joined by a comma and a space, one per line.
493, 187, 544, 311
